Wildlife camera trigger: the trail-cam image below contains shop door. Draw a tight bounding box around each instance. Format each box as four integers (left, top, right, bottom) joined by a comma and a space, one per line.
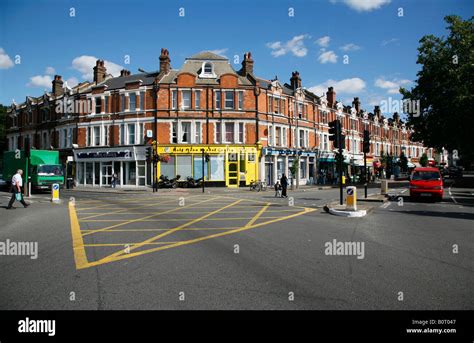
102, 163, 112, 186
227, 153, 238, 187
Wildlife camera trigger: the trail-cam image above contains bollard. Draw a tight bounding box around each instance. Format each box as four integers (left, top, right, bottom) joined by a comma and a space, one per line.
346, 186, 357, 211
381, 180, 388, 195
51, 183, 60, 203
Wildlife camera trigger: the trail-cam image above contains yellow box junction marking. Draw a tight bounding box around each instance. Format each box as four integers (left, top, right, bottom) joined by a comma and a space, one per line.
69, 195, 316, 269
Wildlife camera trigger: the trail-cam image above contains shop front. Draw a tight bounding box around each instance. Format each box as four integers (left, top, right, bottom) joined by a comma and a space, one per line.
73, 146, 151, 188
156, 145, 260, 187
262, 148, 316, 186
317, 151, 336, 185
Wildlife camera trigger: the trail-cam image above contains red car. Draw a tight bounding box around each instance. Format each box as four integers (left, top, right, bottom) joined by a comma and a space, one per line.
409, 167, 444, 201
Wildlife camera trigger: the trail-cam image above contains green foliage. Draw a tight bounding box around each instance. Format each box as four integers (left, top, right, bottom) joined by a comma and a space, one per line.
289, 157, 299, 177
420, 153, 429, 167
400, 15, 474, 166
399, 152, 409, 172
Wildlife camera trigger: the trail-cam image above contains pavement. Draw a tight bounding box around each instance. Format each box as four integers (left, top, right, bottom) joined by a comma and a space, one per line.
0, 177, 472, 310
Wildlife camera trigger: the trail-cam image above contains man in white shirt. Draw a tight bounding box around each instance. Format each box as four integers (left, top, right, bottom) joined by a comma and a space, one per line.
6, 169, 29, 209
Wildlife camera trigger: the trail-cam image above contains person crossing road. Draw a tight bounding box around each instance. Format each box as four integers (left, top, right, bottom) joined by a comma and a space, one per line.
6, 169, 29, 209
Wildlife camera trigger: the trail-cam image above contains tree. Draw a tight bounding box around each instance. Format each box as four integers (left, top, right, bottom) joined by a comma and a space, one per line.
400, 15, 474, 168
420, 153, 429, 167
399, 152, 408, 172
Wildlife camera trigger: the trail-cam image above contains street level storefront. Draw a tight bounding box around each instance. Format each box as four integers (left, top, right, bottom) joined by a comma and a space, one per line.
156, 145, 260, 187
317, 151, 336, 185
73, 146, 151, 187
262, 148, 316, 186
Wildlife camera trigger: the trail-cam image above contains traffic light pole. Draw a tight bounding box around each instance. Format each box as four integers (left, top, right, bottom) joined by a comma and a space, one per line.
364, 151, 367, 198
201, 148, 205, 193
339, 143, 343, 205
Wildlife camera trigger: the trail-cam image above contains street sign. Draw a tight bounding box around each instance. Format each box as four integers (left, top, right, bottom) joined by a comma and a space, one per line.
346, 186, 357, 211
51, 183, 60, 203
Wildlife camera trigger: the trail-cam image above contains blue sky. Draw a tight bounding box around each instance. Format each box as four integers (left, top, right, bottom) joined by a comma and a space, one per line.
0, 0, 472, 115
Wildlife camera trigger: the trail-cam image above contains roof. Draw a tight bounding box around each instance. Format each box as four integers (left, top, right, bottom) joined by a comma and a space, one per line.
100, 71, 159, 90
186, 51, 228, 61
159, 52, 252, 86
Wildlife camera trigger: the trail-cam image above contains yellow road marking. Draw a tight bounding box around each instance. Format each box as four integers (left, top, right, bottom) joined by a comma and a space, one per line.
85, 205, 316, 268
80, 216, 282, 223
84, 242, 178, 247
82, 196, 222, 236
96, 199, 243, 263
78, 196, 196, 221
80, 227, 242, 232
68, 202, 89, 269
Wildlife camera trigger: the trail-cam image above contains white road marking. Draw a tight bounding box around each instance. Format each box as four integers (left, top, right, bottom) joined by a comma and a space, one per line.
448, 186, 458, 204
380, 202, 391, 209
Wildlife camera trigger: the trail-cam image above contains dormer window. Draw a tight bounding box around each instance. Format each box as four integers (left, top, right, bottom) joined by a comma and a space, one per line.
199, 61, 216, 78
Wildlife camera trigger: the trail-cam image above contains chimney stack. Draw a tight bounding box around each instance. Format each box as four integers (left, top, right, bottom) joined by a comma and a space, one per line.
159, 48, 171, 75
352, 97, 361, 113
120, 69, 131, 77
374, 105, 381, 117
93, 60, 107, 84
290, 71, 302, 90
52, 75, 64, 97
326, 87, 336, 107
241, 52, 254, 76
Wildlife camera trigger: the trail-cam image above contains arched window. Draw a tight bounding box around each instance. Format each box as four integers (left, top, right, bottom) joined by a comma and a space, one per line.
204, 62, 213, 74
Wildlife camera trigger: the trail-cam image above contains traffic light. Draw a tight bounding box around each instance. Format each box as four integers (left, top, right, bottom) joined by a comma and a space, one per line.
328, 120, 339, 142
363, 129, 370, 153
145, 146, 152, 162
329, 119, 344, 150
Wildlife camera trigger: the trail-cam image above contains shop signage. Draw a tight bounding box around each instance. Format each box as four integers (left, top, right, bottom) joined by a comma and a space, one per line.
263, 148, 315, 157
161, 146, 257, 154
76, 150, 132, 159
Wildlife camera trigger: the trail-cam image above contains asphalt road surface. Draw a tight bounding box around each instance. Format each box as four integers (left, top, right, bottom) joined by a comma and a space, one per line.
0, 178, 472, 310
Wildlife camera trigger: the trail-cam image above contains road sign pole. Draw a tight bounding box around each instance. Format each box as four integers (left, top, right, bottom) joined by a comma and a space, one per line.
201, 149, 205, 193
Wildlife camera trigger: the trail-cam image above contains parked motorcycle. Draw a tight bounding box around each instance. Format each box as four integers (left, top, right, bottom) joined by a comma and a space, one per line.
184, 176, 203, 188
158, 175, 181, 188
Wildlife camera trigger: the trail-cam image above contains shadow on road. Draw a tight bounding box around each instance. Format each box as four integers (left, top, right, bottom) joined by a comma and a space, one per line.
394, 210, 474, 220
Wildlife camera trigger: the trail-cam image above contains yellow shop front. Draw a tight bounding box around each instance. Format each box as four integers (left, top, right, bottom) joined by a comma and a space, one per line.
155, 145, 260, 187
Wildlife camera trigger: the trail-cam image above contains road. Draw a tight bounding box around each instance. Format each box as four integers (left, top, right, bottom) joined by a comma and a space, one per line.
0, 178, 472, 310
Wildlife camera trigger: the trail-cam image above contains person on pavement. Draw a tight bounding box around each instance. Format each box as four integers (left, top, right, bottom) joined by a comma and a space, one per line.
280, 173, 288, 198
6, 169, 29, 209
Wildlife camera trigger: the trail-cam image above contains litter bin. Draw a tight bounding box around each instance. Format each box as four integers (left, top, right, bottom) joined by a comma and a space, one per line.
381, 180, 388, 195
67, 177, 74, 189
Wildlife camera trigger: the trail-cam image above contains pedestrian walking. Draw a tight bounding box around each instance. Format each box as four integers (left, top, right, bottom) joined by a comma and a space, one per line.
274, 180, 282, 198
111, 173, 118, 188
6, 169, 29, 209
280, 173, 288, 198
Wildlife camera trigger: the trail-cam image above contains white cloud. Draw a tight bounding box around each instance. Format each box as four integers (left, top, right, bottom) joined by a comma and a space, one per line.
45, 66, 56, 75
72, 55, 123, 80
318, 50, 338, 64
330, 0, 391, 12
375, 77, 411, 94
381, 38, 399, 46
266, 34, 309, 57
208, 48, 228, 56
316, 36, 331, 48
65, 77, 79, 88
0, 47, 14, 69
340, 43, 361, 52
308, 77, 366, 97
27, 75, 53, 88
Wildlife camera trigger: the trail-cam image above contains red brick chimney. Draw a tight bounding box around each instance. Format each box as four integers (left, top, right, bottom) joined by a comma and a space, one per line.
326, 87, 336, 107
290, 71, 302, 90
159, 48, 171, 75
52, 75, 64, 96
352, 97, 361, 113
93, 60, 107, 84
374, 105, 381, 117
241, 52, 254, 76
